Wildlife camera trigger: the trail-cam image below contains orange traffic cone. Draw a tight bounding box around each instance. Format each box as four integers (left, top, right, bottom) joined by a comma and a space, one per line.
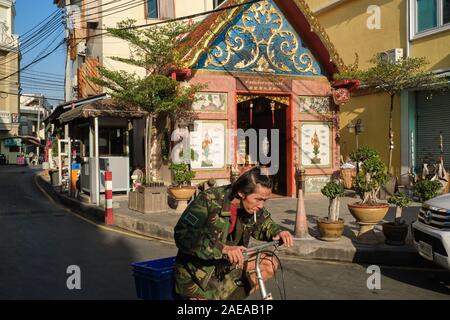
294, 189, 311, 238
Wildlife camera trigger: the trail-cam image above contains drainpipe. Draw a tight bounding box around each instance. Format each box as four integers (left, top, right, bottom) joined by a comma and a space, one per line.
406, 0, 411, 58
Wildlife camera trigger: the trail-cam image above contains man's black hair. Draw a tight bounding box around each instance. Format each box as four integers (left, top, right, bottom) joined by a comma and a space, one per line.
229, 166, 272, 200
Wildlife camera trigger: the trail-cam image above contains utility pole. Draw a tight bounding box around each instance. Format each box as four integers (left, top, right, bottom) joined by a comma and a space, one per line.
36, 95, 42, 159
64, 2, 72, 103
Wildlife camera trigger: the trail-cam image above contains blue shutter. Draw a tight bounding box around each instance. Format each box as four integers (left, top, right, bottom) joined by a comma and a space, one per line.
417, 0, 438, 32
147, 0, 158, 19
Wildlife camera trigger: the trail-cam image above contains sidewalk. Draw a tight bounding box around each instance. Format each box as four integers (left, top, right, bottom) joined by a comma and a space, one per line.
35, 171, 435, 268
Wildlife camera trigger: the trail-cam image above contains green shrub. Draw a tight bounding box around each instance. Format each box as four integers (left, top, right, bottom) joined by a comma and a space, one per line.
388, 193, 411, 208
169, 162, 196, 186
321, 180, 344, 199
349, 145, 379, 163
414, 180, 442, 202
351, 147, 388, 205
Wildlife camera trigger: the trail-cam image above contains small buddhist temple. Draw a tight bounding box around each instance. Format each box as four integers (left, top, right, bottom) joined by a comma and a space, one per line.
158, 0, 357, 196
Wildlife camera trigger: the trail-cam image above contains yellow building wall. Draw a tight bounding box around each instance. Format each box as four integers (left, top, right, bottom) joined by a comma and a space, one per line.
303, 0, 406, 172
307, 0, 450, 176
339, 93, 402, 175
411, 29, 450, 70
311, 0, 406, 68
305, 0, 337, 12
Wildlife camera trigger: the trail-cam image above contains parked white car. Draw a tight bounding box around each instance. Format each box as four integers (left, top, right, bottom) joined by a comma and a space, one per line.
412, 193, 450, 270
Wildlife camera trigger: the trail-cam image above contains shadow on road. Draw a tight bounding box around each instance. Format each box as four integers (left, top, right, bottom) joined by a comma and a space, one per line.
0, 165, 175, 300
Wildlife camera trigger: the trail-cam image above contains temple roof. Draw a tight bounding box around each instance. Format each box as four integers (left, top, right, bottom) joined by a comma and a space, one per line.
181, 0, 348, 78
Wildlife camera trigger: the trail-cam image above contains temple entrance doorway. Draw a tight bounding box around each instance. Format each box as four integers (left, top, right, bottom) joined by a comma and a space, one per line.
237, 96, 288, 196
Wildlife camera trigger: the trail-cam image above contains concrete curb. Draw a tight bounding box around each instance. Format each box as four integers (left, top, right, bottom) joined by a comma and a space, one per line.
113, 212, 175, 242
35, 172, 175, 242
35, 172, 105, 223
282, 239, 434, 267
36, 172, 435, 268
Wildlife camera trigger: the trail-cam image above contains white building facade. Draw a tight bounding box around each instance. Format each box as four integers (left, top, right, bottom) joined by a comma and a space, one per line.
0, 0, 20, 164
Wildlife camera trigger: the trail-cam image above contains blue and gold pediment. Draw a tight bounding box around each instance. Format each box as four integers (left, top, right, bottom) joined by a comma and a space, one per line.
195, 0, 322, 76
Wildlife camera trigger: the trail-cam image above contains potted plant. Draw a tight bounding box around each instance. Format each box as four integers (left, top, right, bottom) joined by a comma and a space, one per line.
168, 162, 196, 213
382, 193, 411, 245
413, 180, 442, 203
348, 146, 389, 243
317, 180, 345, 241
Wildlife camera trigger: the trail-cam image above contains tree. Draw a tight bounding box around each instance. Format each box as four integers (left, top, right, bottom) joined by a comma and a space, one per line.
90, 20, 203, 184
336, 55, 449, 175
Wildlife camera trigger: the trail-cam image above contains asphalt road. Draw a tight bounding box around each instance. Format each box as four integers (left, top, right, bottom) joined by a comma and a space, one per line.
0, 165, 449, 300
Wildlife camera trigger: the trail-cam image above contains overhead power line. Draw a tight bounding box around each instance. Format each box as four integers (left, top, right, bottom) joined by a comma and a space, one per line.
0, 40, 66, 81
74, 0, 265, 41
70, 0, 146, 24
0, 89, 64, 102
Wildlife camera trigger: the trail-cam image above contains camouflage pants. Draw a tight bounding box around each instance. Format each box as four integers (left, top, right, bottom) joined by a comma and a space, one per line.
174, 262, 251, 300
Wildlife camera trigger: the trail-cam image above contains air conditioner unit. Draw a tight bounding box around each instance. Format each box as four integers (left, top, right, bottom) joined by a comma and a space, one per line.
379, 48, 404, 63
77, 42, 87, 56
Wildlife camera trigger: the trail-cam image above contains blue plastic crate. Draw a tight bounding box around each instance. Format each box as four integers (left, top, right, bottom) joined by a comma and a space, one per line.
131, 256, 176, 300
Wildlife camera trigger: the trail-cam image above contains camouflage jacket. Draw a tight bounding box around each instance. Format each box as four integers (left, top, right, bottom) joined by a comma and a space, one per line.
173, 185, 282, 298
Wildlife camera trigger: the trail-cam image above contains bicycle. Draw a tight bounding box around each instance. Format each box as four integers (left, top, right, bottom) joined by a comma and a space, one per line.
241, 240, 285, 300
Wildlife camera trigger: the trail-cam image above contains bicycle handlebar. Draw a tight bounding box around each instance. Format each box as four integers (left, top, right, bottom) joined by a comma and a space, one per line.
242, 240, 280, 261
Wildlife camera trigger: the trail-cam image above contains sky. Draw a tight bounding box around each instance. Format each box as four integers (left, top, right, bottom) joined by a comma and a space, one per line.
15, 0, 66, 105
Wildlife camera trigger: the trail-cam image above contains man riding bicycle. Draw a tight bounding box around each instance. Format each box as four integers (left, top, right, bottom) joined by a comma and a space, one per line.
174, 166, 293, 300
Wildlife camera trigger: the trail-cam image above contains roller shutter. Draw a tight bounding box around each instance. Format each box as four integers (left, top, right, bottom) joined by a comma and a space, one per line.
415, 91, 450, 169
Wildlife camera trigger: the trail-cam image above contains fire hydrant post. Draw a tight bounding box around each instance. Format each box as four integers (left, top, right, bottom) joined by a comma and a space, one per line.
294, 166, 310, 238
105, 171, 114, 225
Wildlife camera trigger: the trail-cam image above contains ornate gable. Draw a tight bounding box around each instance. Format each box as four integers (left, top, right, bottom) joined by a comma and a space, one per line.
194, 0, 322, 76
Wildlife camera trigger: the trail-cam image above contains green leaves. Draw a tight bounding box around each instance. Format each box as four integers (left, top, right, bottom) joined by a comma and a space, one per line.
321, 180, 344, 200
349, 145, 379, 163
388, 192, 411, 208
335, 55, 449, 96
88, 20, 203, 121
169, 162, 196, 186
105, 19, 192, 75
350, 146, 388, 205
414, 180, 442, 202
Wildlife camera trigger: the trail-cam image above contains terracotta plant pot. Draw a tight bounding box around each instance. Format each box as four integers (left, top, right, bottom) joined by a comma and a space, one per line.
347, 203, 389, 244
382, 222, 409, 246
316, 218, 345, 241
168, 186, 197, 201
348, 203, 390, 224
168, 186, 197, 214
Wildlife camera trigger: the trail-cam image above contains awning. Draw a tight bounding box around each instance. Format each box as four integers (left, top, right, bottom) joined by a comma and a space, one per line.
58, 99, 148, 124
44, 93, 107, 126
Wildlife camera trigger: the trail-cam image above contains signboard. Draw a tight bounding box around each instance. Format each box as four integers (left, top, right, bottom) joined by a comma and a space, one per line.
236, 76, 292, 92
11, 113, 19, 123
0, 111, 11, 124
4, 138, 22, 147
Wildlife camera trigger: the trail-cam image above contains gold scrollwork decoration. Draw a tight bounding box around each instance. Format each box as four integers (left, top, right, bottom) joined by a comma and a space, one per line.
291, 52, 316, 74
236, 94, 289, 106
203, 0, 321, 75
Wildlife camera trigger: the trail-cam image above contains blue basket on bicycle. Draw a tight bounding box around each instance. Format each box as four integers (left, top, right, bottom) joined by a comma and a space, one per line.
131, 256, 176, 300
